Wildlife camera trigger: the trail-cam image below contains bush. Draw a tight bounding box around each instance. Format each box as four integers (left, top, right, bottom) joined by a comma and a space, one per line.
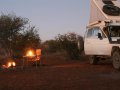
56, 32, 84, 60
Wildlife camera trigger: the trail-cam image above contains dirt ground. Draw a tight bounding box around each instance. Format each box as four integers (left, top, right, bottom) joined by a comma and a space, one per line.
0, 54, 120, 90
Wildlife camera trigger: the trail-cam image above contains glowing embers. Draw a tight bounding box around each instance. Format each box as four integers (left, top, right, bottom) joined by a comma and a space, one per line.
7, 62, 16, 68
2, 61, 16, 69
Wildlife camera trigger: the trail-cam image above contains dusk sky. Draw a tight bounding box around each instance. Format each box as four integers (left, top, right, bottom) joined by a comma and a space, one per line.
0, 0, 90, 41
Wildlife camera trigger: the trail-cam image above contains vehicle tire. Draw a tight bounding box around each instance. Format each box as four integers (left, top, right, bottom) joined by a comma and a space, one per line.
89, 56, 98, 65
77, 36, 84, 54
102, 0, 114, 5
112, 50, 120, 70
102, 5, 120, 16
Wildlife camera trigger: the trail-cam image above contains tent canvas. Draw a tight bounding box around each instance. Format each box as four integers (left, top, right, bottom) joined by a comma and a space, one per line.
90, 0, 120, 23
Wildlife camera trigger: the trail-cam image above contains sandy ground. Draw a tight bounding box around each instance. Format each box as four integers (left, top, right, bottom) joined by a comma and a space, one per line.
0, 54, 120, 90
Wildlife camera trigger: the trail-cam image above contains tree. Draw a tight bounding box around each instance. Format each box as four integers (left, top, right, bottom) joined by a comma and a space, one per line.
56, 32, 84, 60
0, 13, 29, 58
0, 13, 41, 59
9, 26, 41, 58
42, 40, 60, 53
21, 26, 41, 55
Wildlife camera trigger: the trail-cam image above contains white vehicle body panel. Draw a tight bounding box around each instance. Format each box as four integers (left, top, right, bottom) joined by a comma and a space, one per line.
84, 0, 120, 57
84, 38, 112, 56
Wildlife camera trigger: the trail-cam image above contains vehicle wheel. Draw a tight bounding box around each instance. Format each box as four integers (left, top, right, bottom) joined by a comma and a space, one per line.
102, 5, 120, 16
112, 50, 120, 70
102, 0, 114, 5
89, 56, 98, 65
77, 36, 84, 54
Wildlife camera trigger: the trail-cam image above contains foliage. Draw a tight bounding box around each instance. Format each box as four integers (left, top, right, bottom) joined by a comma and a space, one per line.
41, 40, 61, 54
12, 26, 41, 57
56, 32, 84, 60
0, 13, 41, 59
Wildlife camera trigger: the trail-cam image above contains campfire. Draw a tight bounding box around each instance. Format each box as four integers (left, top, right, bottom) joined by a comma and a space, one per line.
2, 61, 16, 69
1, 49, 41, 69
7, 62, 16, 68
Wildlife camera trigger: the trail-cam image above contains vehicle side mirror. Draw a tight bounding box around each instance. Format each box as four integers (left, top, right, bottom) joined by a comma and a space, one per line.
98, 33, 103, 40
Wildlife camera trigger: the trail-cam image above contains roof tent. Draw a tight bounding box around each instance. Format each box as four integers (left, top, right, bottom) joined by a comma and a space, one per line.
90, 0, 120, 23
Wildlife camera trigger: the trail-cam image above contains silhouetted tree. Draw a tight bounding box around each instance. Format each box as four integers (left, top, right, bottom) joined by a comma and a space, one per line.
0, 13, 28, 58
0, 13, 41, 59
56, 32, 83, 60
42, 40, 61, 54
12, 26, 41, 57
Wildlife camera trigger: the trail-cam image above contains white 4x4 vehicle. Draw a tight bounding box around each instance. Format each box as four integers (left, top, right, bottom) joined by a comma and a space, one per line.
84, 21, 120, 70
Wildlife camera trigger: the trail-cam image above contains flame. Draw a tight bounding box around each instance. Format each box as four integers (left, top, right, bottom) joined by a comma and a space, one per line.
12, 62, 16, 66
7, 62, 16, 68
26, 50, 34, 57
8, 62, 12, 67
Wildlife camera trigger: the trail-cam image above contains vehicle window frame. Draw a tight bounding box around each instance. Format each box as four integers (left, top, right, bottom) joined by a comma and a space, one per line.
86, 27, 106, 38
108, 26, 120, 37
86, 28, 93, 38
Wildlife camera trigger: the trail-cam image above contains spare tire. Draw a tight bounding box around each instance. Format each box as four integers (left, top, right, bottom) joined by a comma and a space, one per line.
103, 5, 120, 16
102, 0, 114, 5
77, 36, 84, 54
